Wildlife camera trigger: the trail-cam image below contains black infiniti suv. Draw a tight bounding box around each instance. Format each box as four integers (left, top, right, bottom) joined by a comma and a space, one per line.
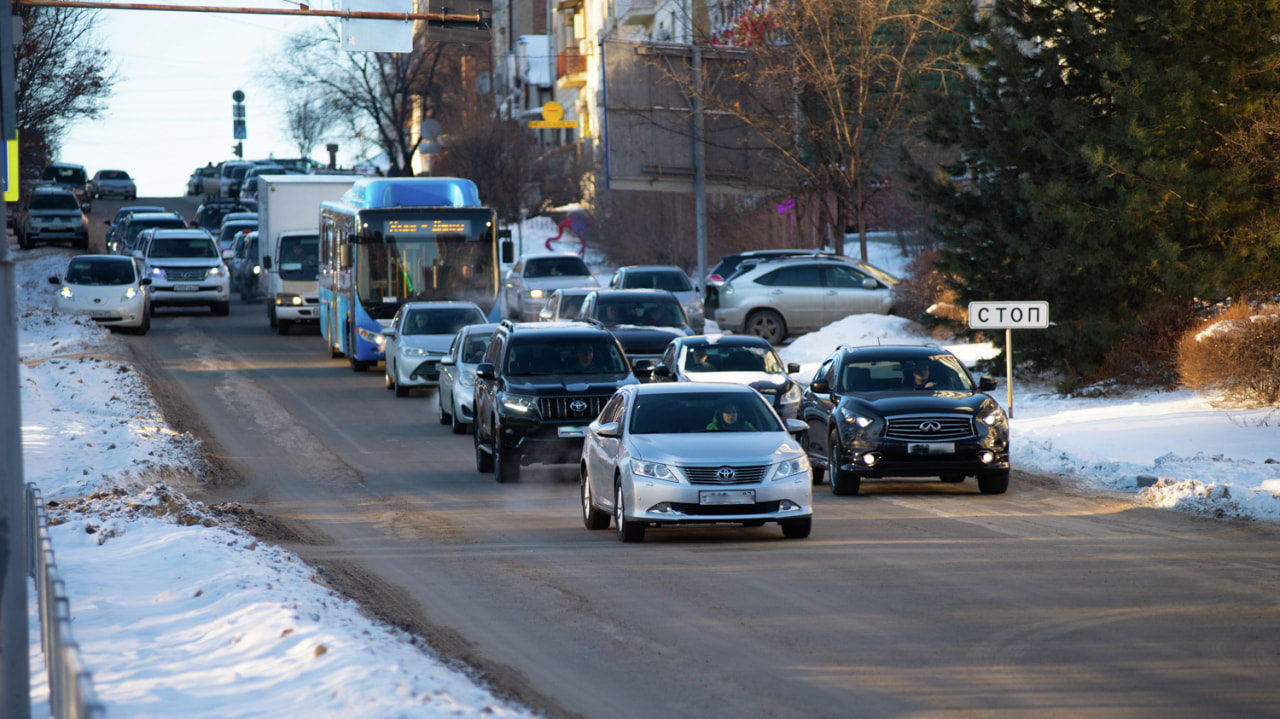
473, 320, 644, 483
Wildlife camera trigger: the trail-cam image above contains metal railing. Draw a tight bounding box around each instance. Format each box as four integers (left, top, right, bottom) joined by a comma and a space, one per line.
26, 483, 107, 719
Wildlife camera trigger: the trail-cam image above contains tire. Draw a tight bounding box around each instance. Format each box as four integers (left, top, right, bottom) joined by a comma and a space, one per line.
474, 424, 494, 473
348, 325, 368, 372
268, 304, 277, 329
828, 430, 861, 496
581, 466, 610, 530
450, 411, 469, 435
940, 474, 966, 483
134, 312, 150, 336
394, 382, 409, 398
780, 517, 812, 539
745, 309, 786, 345
212, 301, 231, 316
494, 438, 520, 483
277, 319, 292, 335
384, 367, 396, 391
977, 469, 1010, 495
75, 235, 89, 251
805, 432, 825, 484
615, 481, 645, 542
437, 393, 452, 424
17, 231, 30, 250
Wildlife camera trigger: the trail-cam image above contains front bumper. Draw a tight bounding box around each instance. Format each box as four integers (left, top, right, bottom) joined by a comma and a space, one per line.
497, 417, 592, 466
394, 356, 444, 388
54, 298, 147, 328
626, 473, 812, 525
151, 281, 229, 306
837, 438, 1009, 478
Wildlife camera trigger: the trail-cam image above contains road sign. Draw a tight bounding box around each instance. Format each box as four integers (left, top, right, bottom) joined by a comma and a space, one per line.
968, 301, 1050, 329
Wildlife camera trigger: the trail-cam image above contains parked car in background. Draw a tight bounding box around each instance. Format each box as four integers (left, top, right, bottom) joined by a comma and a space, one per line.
40, 162, 91, 209
800, 344, 1009, 496
501, 252, 599, 321
579, 382, 813, 542
117, 211, 188, 256
537, 287, 594, 322
714, 257, 896, 344
436, 322, 499, 434
104, 205, 166, 253
88, 169, 137, 200
578, 289, 693, 367
381, 301, 487, 397
48, 254, 151, 334
15, 187, 89, 250
652, 335, 803, 420
704, 249, 825, 311
608, 264, 705, 333
135, 228, 231, 316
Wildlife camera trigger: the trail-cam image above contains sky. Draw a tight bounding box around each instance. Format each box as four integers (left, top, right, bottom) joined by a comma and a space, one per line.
12, 233, 1280, 717
56, 0, 376, 198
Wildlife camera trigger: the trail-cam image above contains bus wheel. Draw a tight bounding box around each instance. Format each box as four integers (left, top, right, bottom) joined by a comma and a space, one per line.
348, 326, 368, 372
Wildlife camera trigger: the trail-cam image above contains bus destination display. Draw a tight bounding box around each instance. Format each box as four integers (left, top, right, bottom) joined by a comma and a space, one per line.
386, 219, 472, 237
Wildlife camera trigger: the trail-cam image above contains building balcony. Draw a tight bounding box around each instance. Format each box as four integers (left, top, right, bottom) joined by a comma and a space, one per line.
619, 0, 656, 25
557, 49, 588, 87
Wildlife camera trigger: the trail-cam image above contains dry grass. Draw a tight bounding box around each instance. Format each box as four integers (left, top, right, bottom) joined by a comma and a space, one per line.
1176, 302, 1280, 406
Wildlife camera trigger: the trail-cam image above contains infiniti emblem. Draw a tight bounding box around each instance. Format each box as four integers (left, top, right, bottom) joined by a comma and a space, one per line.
919, 421, 942, 433
716, 466, 736, 482
569, 400, 588, 413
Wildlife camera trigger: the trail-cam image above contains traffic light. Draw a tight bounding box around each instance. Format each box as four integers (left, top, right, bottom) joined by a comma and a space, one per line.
233, 141, 243, 158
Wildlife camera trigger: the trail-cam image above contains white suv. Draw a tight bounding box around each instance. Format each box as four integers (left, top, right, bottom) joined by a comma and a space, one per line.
138, 229, 232, 316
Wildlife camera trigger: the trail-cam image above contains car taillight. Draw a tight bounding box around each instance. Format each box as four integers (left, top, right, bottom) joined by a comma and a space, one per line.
707, 274, 723, 284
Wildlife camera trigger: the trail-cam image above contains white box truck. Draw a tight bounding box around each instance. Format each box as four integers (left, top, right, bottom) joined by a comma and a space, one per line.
256, 175, 356, 334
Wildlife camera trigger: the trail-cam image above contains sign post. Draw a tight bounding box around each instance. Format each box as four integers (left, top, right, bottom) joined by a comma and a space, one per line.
968, 301, 1050, 418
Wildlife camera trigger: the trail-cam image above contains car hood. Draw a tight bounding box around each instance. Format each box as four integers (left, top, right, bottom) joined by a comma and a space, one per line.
518, 276, 598, 291
684, 371, 789, 393
504, 374, 636, 394
146, 257, 221, 267
628, 432, 800, 465
396, 334, 456, 353
841, 390, 994, 415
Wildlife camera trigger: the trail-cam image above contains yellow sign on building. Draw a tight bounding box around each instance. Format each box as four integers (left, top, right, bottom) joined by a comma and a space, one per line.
529, 101, 577, 129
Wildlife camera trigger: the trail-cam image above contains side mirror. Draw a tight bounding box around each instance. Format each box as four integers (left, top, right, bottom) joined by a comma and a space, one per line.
380, 328, 396, 338
538, 308, 553, 321
139, 278, 152, 286
632, 359, 654, 380
862, 278, 878, 289
786, 362, 800, 374
104, 219, 111, 226
809, 378, 830, 394
262, 256, 272, 270
476, 362, 496, 381
501, 239, 514, 264
593, 421, 620, 438
978, 376, 998, 392
222, 249, 234, 261
653, 365, 672, 379
784, 418, 807, 437
47, 275, 61, 285
440, 356, 456, 366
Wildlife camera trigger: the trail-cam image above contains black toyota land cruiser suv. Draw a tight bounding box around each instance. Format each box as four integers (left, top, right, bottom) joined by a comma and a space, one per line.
473, 320, 646, 483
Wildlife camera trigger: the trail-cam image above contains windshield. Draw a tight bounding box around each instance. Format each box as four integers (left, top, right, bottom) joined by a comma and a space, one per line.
148, 237, 217, 259
504, 339, 629, 376
100, 170, 130, 180
839, 355, 974, 393
524, 256, 590, 279
278, 235, 319, 281
353, 209, 498, 319
597, 299, 686, 328
629, 391, 781, 434
43, 166, 87, 184
681, 344, 782, 374
403, 307, 485, 335
65, 259, 135, 285
127, 218, 186, 245
30, 193, 80, 211
622, 270, 692, 292
219, 223, 256, 250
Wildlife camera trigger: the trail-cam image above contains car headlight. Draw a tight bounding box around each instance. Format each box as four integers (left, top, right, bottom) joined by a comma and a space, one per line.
58, 285, 73, 299
978, 405, 1006, 426
527, 289, 544, 300
845, 414, 875, 428
631, 460, 681, 483
459, 369, 477, 388
501, 394, 537, 414
122, 286, 138, 301
780, 383, 802, 405
151, 267, 165, 279
400, 346, 431, 358
767, 455, 809, 481
207, 265, 224, 277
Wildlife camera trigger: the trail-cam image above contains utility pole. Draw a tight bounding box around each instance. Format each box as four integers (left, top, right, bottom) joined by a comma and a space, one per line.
0, 0, 32, 711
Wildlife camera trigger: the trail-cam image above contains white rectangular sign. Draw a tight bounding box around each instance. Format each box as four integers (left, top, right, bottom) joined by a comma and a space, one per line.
341, 0, 413, 53
968, 301, 1050, 329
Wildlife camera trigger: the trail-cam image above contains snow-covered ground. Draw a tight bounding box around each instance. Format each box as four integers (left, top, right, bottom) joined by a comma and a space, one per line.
14, 233, 1280, 718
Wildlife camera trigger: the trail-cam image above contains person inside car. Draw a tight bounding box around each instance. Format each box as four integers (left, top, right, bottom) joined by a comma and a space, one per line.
705, 401, 758, 432
907, 360, 937, 390
570, 344, 603, 373
686, 346, 715, 372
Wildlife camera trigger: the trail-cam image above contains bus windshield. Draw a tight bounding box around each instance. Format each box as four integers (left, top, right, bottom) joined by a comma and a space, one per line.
354, 209, 497, 317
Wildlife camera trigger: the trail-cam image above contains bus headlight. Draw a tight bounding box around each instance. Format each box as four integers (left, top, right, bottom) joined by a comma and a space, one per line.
357, 326, 387, 348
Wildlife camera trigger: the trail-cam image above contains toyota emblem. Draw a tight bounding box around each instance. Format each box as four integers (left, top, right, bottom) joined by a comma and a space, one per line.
716, 466, 736, 482
919, 421, 942, 433
92, 298, 102, 304
569, 400, 588, 413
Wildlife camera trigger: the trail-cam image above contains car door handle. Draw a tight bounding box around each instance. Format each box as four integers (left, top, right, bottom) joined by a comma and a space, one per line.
826, 290, 838, 296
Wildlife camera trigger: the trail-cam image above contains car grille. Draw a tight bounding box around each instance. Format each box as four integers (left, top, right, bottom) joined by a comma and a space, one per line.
411, 359, 441, 382
884, 415, 975, 442
681, 465, 769, 485
538, 395, 611, 421
668, 501, 781, 516
159, 267, 208, 282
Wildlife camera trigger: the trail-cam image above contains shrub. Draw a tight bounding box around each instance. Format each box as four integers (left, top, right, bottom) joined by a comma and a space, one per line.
1177, 302, 1280, 406
1093, 301, 1196, 391
893, 250, 965, 339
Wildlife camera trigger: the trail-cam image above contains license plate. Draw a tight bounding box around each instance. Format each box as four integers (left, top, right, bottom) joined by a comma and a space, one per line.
174, 284, 199, 292
558, 425, 587, 438
700, 489, 755, 506
909, 443, 955, 455
90, 310, 113, 318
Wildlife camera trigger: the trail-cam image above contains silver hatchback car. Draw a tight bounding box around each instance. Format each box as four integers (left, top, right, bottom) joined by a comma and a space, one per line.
580, 382, 813, 542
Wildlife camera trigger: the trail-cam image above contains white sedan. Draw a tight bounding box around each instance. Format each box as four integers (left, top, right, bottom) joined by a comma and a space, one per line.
381, 301, 487, 397
48, 255, 151, 334
581, 382, 813, 542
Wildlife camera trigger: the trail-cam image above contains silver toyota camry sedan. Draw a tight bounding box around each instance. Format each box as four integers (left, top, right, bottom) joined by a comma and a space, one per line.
580, 382, 813, 542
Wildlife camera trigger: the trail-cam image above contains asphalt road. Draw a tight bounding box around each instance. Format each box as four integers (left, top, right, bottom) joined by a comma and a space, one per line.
94, 198, 1280, 719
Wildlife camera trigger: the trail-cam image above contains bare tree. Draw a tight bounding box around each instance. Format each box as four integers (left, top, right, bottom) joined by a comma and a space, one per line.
13, 4, 117, 179
284, 92, 338, 160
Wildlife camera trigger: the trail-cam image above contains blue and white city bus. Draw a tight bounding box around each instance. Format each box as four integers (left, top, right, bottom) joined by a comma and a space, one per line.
318, 177, 510, 371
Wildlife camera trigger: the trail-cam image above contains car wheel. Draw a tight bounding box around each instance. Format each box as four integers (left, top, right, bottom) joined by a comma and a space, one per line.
384, 366, 396, 391
828, 430, 861, 496
450, 412, 469, 435
437, 392, 452, 424
394, 381, 410, 398
135, 312, 150, 336
780, 517, 812, 539
940, 474, 966, 483
977, 469, 1010, 495
278, 319, 292, 335
745, 309, 786, 345
494, 438, 520, 483
615, 481, 645, 542
212, 301, 231, 316
474, 424, 494, 473
75, 235, 89, 251
804, 432, 825, 484
581, 466, 610, 530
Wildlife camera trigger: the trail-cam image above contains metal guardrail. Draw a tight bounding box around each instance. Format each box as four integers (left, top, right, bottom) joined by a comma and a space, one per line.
25, 483, 107, 719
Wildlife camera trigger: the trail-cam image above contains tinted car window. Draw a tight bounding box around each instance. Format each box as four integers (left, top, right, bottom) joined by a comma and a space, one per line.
505, 339, 628, 375
622, 270, 693, 292
461, 332, 493, 363
30, 193, 80, 210
757, 265, 821, 287
403, 307, 485, 335
525, 257, 591, 278
42, 166, 88, 184
65, 258, 135, 285
149, 237, 217, 258
824, 265, 870, 288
